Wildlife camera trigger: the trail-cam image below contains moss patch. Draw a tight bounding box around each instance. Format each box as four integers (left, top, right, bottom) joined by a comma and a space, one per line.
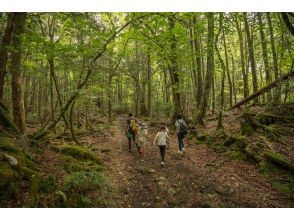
264, 150, 294, 173
52, 145, 101, 164
0, 135, 19, 153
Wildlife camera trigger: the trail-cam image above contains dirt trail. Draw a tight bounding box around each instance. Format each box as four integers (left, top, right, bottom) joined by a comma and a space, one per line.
93, 117, 293, 208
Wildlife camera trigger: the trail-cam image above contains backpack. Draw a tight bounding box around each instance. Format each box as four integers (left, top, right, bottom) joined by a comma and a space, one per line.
178, 120, 188, 135
130, 119, 139, 133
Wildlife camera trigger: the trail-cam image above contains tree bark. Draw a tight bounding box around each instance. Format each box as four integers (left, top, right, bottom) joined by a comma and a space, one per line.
234, 14, 249, 98
197, 12, 214, 125
281, 13, 294, 37
231, 57, 237, 104
10, 12, 27, 134
223, 26, 232, 107
167, 15, 181, 118
189, 19, 198, 104
257, 12, 272, 102
193, 16, 203, 108
243, 12, 258, 103
216, 13, 225, 129
147, 48, 152, 116
0, 13, 15, 101
266, 12, 281, 102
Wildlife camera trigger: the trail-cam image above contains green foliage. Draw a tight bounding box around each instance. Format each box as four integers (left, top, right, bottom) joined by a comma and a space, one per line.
227, 149, 247, 160
64, 171, 110, 193
241, 122, 255, 135
52, 145, 101, 164
264, 150, 294, 173
0, 135, 19, 153
39, 176, 57, 193
101, 147, 111, 153
273, 182, 294, 199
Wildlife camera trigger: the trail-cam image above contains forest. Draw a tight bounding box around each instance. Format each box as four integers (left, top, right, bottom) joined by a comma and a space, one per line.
0, 12, 293, 208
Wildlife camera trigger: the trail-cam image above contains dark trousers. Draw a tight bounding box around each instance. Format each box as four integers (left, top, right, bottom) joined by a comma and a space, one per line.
177, 133, 185, 151
128, 132, 138, 151
159, 145, 166, 162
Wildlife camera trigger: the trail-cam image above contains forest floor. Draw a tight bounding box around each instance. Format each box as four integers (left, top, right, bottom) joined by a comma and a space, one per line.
83, 116, 293, 208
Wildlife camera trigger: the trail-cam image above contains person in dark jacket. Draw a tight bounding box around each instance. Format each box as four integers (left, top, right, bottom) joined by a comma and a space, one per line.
174, 114, 187, 154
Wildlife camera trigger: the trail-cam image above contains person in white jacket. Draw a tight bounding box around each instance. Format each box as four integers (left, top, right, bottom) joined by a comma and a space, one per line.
153, 125, 169, 165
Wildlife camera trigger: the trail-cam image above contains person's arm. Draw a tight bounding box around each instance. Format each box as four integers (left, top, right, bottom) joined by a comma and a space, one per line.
125, 119, 129, 133
166, 126, 169, 134
175, 121, 179, 133
166, 135, 170, 147
153, 133, 158, 145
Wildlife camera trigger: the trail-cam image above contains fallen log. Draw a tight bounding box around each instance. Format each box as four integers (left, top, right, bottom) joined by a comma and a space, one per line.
230, 70, 294, 110
264, 150, 294, 173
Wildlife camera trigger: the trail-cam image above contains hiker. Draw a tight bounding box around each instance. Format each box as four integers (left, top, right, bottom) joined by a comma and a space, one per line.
153, 125, 169, 165
136, 122, 148, 155
125, 113, 139, 152
175, 113, 188, 154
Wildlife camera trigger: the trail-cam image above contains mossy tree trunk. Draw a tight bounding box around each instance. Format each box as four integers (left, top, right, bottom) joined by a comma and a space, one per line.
0, 13, 15, 101
10, 12, 27, 134
266, 12, 281, 103
243, 12, 258, 104
257, 12, 272, 103
197, 12, 215, 125
233, 14, 249, 99
167, 15, 182, 119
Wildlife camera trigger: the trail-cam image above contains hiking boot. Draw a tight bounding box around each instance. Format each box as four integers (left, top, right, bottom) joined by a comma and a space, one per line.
161, 161, 165, 165
182, 147, 185, 151
178, 150, 182, 154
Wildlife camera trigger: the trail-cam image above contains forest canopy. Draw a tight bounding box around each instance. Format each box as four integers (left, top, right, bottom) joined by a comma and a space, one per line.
0, 12, 293, 134
0, 12, 294, 208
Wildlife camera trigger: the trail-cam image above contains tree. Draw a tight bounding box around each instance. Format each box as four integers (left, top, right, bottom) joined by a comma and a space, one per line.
10, 12, 27, 134
0, 13, 15, 101
243, 12, 258, 103
233, 14, 249, 99
167, 14, 181, 118
257, 12, 271, 102
266, 12, 280, 102
197, 12, 215, 125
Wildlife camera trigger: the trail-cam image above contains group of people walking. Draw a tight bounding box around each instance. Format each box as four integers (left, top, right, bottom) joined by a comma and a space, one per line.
125, 113, 188, 165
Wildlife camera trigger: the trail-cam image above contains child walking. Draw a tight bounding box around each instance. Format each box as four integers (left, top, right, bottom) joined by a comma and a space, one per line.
137, 123, 148, 154
153, 125, 169, 165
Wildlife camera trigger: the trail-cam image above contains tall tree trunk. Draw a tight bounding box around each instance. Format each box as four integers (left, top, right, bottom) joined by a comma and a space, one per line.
234, 14, 249, 99
193, 16, 203, 108
107, 70, 112, 121
243, 12, 258, 103
216, 13, 225, 129
10, 12, 27, 134
197, 12, 214, 125
147, 48, 152, 116
38, 73, 43, 123
0, 13, 15, 101
189, 19, 198, 105
257, 12, 272, 103
167, 15, 181, 118
211, 70, 215, 114
117, 72, 122, 103
223, 27, 233, 107
231, 57, 237, 104
266, 12, 280, 102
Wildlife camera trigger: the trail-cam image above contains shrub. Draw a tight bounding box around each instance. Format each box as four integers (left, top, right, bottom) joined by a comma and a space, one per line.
52, 145, 101, 164
64, 171, 110, 193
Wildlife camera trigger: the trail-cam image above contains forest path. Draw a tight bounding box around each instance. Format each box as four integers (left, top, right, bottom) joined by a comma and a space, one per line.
93, 117, 293, 208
